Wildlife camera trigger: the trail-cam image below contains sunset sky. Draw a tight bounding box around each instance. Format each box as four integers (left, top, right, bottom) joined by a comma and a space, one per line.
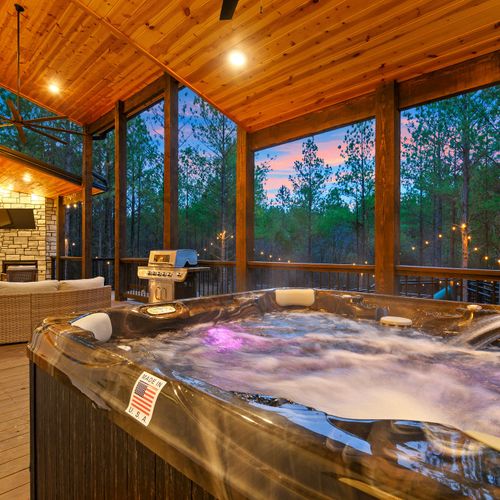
173, 88, 411, 202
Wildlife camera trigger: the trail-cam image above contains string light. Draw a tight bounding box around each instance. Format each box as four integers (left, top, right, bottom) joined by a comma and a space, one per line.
452, 226, 456, 231
438, 234, 442, 238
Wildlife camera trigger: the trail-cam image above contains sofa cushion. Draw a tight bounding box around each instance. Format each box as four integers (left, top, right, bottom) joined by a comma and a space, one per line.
0, 280, 59, 294
59, 276, 105, 290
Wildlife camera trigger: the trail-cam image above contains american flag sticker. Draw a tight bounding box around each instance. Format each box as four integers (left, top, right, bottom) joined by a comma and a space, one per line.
126, 371, 167, 427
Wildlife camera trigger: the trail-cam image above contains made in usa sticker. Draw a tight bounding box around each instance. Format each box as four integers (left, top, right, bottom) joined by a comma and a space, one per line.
126, 371, 166, 426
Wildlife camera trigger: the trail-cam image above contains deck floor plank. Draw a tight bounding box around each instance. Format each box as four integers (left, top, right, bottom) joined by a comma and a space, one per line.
0, 343, 30, 499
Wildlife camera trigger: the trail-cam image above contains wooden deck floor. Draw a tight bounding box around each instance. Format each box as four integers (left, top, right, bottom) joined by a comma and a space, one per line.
0, 344, 30, 500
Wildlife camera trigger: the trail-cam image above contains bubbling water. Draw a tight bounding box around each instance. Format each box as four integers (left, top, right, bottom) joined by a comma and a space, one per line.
128, 311, 500, 436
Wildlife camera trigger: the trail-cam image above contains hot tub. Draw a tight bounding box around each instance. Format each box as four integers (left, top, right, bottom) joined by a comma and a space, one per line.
28, 289, 500, 499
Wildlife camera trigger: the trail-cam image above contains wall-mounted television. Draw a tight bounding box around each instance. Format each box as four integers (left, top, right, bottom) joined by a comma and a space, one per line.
0, 209, 36, 229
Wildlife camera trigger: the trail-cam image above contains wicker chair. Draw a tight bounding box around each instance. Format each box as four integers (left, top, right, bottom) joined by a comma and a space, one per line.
0, 285, 112, 344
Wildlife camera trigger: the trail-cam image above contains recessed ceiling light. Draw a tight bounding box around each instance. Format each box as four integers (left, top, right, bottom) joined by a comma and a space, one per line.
23, 173, 32, 183
228, 50, 246, 67
48, 83, 60, 94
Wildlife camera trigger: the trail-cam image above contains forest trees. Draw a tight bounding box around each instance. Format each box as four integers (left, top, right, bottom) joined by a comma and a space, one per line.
178, 93, 237, 261
254, 123, 375, 264
0, 85, 497, 270
401, 87, 499, 268
289, 138, 332, 261
337, 121, 375, 262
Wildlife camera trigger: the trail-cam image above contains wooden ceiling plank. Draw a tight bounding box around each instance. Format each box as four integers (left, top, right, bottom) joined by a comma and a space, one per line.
219, 0, 490, 111
144, 0, 308, 66
203, 0, 458, 103
246, 38, 499, 131
223, 5, 498, 118
0, 0, 497, 130
244, 40, 498, 131
20, 3, 87, 89
68, 0, 244, 127
66, 55, 161, 122
182, 0, 404, 89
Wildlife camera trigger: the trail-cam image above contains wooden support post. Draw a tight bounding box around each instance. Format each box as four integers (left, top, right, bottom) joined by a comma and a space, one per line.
81, 128, 93, 278
236, 127, 254, 292
55, 196, 66, 280
114, 101, 127, 300
375, 81, 400, 295
163, 75, 179, 249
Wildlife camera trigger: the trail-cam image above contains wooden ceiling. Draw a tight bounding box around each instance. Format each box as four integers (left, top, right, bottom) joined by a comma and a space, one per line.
0, 146, 103, 198
0, 0, 497, 131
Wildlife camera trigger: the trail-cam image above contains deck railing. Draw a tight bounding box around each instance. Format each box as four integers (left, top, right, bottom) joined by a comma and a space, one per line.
50, 256, 500, 304
248, 261, 375, 292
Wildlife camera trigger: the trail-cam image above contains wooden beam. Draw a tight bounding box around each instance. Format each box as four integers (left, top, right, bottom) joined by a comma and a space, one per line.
236, 128, 254, 292
399, 51, 500, 110
248, 53, 499, 152
55, 196, 65, 280
375, 81, 400, 295
250, 93, 376, 151
163, 75, 179, 249
81, 128, 93, 278
87, 76, 167, 136
114, 101, 127, 300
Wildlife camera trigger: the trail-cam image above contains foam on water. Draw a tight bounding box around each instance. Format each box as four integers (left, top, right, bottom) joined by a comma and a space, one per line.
127, 311, 500, 436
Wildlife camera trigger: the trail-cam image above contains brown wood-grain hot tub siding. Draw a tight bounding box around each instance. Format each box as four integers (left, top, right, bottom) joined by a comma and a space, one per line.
30, 363, 216, 500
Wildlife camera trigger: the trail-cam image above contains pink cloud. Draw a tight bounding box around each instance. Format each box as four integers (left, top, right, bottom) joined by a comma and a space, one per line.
257, 129, 350, 198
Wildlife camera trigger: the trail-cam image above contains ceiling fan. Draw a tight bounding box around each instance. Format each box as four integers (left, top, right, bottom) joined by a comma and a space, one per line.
220, 0, 240, 20
0, 4, 83, 145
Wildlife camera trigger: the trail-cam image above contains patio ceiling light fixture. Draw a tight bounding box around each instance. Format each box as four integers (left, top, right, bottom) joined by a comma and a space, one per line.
228, 50, 246, 67
48, 82, 60, 94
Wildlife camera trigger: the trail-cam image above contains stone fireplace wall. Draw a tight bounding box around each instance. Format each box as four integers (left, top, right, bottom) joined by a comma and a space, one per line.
0, 191, 57, 280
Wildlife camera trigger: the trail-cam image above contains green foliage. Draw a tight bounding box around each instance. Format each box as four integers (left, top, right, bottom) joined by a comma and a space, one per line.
401, 87, 499, 268
178, 95, 237, 260
254, 123, 375, 263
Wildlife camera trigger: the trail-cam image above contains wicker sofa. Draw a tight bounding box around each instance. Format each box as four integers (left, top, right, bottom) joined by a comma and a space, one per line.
0, 280, 111, 344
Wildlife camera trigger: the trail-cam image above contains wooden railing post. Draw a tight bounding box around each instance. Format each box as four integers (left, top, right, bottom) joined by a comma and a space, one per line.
375, 81, 400, 294
81, 127, 93, 278
236, 127, 254, 292
55, 195, 65, 280
163, 75, 179, 249
114, 101, 127, 300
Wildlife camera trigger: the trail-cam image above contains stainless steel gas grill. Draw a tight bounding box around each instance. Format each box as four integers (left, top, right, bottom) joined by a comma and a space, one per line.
137, 249, 208, 303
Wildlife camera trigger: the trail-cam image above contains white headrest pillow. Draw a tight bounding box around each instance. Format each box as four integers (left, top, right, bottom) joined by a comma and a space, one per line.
71, 312, 112, 342
275, 288, 315, 307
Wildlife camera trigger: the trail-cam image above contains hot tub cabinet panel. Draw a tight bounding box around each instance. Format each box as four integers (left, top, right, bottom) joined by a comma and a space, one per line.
28, 289, 500, 500
30, 365, 217, 500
